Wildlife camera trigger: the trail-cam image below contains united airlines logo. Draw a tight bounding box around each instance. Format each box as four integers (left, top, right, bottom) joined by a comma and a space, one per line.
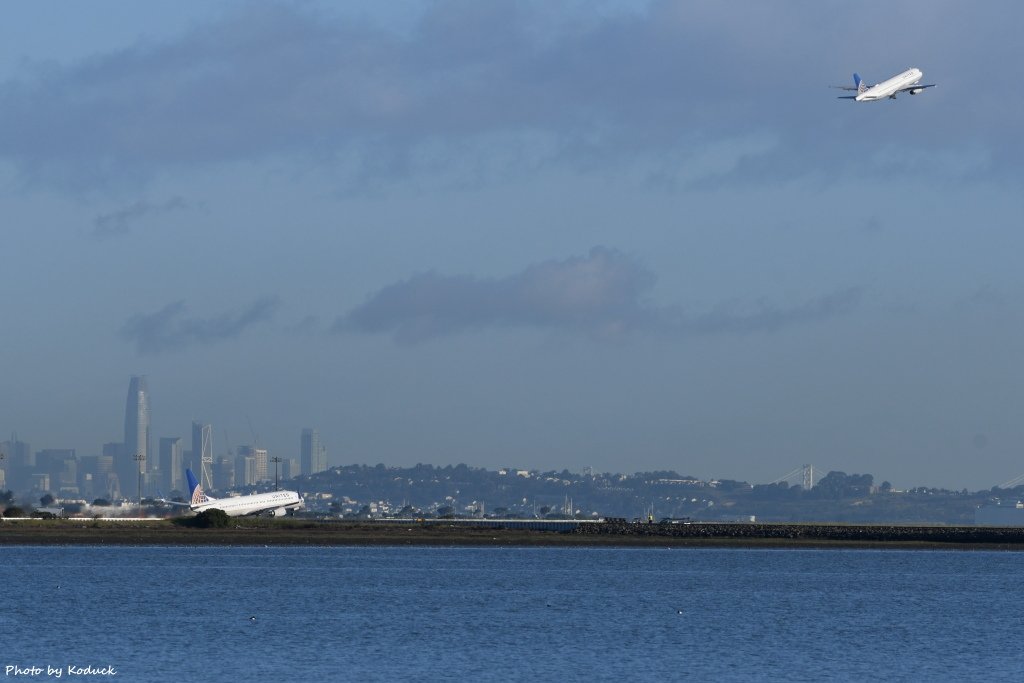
191, 485, 209, 506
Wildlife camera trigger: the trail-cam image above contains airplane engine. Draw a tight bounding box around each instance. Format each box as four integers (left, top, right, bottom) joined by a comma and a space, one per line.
269, 507, 289, 517
909, 88, 924, 95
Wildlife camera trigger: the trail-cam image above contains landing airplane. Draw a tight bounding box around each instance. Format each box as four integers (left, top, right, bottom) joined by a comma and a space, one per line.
834, 67, 935, 101
160, 468, 304, 517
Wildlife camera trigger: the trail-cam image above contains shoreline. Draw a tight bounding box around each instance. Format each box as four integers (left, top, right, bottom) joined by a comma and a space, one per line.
3, 520, 1024, 550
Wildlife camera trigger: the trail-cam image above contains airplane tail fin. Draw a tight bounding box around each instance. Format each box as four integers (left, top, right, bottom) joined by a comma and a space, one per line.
186, 468, 211, 506
854, 73, 866, 94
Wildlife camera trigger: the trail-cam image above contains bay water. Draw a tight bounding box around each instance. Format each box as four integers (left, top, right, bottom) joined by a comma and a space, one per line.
2, 546, 1022, 681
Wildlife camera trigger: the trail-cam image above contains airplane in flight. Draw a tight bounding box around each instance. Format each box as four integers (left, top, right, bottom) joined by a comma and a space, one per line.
161, 468, 304, 517
834, 67, 935, 102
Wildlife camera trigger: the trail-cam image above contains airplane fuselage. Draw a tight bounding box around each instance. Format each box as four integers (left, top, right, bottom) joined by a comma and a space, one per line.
856, 68, 926, 101
192, 489, 303, 517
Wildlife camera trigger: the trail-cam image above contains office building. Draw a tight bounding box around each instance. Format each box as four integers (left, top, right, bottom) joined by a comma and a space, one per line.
0, 437, 33, 469
78, 455, 114, 500
121, 376, 151, 487
235, 454, 257, 487
237, 445, 268, 483
30, 473, 50, 492
281, 458, 301, 481
159, 437, 184, 494
36, 449, 78, 496
301, 428, 327, 476
0, 438, 33, 492
213, 456, 235, 490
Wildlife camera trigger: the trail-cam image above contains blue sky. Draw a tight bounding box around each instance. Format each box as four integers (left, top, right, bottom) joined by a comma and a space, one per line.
1, 0, 1022, 488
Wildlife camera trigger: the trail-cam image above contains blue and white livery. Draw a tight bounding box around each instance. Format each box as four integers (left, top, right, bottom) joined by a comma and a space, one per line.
834, 67, 935, 101
163, 468, 304, 517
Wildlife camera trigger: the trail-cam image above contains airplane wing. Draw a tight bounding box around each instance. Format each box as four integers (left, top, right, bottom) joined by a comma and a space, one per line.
829, 83, 874, 91
156, 498, 193, 508
836, 95, 858, 99
896, 83, 936, 93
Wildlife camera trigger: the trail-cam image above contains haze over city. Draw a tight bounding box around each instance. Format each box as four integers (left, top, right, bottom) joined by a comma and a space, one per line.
1, 1, 1022, 491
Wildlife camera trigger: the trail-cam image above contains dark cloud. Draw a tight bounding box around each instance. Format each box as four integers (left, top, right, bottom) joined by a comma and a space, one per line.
335, 247, 860, 344
121, 297, 280, 354
0, 1, 1018, 188
336, 247, 657, 343
93, 196, 186, 238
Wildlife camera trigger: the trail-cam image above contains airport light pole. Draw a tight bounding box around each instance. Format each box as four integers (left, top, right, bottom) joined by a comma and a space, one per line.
133, 453, 146, 516
271, 457, 282, 491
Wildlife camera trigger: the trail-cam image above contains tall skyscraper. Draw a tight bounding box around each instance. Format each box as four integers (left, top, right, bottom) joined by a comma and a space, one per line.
159, 437, 183, 494
301, 428, 327, 476
0, 437, 33, 469
0, 437, 32, 492
120, 376, 151, 491
255, 448, 267, 482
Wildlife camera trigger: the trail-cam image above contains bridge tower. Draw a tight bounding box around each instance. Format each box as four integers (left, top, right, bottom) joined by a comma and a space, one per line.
802, 464, 814, 491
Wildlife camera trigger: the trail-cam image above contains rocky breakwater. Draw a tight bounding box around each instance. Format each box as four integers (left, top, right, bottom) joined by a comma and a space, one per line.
575, 521, 1024, 547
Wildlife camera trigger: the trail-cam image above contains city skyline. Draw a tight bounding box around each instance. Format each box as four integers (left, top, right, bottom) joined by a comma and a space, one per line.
1, 2, 1022, 490
1, 376, 1018, 497
0, 375, 319, 498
